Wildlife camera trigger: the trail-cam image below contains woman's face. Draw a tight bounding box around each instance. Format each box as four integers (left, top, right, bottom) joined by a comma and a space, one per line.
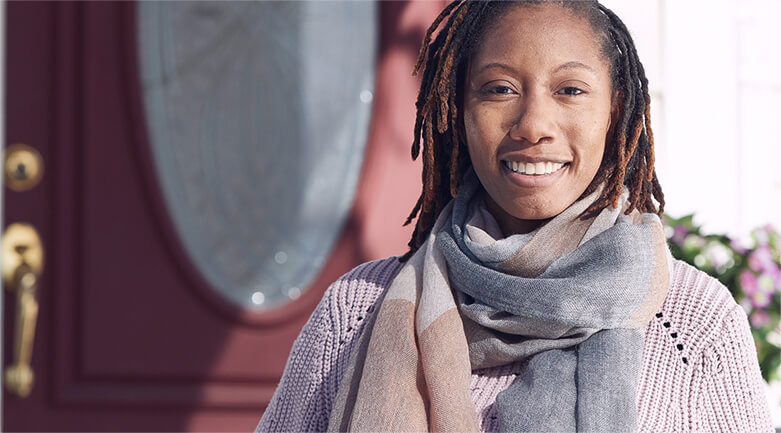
463, 3, 614, 235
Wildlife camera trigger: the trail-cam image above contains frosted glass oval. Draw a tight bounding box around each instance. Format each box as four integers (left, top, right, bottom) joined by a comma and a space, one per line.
138, 1, 376, 309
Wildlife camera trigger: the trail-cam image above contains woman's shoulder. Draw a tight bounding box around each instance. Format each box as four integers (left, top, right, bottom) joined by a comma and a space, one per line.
322, 256, 403, 314
661, 259, 741, 333
333, 256, 404, 289
641, 259, 743, 384
316, 256, 404, 347
640, 258, 754, 384
638, 263, 772, 431
650, 259, 743, 354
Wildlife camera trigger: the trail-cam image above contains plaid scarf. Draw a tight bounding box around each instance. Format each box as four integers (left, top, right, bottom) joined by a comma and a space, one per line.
329, 171, 670, 432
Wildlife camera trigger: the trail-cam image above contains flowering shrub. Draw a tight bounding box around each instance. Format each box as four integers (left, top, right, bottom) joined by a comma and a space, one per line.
664, 215, 781, 382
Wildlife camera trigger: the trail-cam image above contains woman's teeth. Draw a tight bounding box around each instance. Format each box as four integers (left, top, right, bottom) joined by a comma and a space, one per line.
504, 160, 564, 175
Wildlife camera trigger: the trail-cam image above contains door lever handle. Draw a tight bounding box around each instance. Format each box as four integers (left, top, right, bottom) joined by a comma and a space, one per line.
2, 223, 44, 398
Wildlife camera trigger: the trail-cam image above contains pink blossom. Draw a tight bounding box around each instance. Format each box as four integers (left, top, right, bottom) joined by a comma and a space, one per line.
740, 270, 758, 296
671, 226, 689, 247
772, 268, 781, 291
749, 310, 771, 328
752, 227, 770, 247
730, 238, 748, 255
750, 291, 772, 309
747, 246, 778, 274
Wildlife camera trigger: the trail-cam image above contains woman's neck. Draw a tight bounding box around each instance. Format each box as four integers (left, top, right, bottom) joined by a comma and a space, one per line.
482, 192, 549, 236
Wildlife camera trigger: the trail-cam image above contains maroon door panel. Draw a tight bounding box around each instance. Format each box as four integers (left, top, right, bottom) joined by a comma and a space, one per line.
3, 1, 442, 431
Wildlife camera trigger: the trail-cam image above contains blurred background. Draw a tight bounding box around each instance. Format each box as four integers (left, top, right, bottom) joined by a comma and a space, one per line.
1, 0, 779, 431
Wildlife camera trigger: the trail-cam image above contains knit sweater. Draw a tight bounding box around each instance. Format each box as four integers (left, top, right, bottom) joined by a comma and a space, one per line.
256, 257, 773, 432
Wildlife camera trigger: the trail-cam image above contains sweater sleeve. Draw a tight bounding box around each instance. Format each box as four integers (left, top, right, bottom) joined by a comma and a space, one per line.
255, 283, 337, 433
694, 304, 774, 432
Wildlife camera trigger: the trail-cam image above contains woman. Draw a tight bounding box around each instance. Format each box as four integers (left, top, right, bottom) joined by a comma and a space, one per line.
258, 1, 773, 431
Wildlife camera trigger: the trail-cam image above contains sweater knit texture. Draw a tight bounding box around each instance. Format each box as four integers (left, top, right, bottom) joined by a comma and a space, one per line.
257, 257, 773, 432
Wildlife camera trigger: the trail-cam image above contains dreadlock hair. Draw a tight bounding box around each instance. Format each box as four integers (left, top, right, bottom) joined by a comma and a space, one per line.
400, 0, 665, 262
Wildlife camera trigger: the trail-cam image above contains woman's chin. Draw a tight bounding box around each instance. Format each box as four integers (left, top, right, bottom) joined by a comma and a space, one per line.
482, 195, 564, 235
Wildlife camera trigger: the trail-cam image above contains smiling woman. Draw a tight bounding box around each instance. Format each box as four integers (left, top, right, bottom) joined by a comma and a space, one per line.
256, 1, 773, 432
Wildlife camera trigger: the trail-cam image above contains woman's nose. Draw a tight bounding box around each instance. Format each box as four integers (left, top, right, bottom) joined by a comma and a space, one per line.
509, 94, 556, 144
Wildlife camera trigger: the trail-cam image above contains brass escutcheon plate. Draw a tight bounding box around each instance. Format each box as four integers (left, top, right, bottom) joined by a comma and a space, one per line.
4, 143, 44, 192
1, 223, 44, 288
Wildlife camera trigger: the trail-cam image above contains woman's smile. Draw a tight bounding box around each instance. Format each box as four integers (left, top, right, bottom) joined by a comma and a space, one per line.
500, 159, 570, 188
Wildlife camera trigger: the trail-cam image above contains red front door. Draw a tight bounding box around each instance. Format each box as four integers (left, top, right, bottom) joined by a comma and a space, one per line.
3, 1, 439, 431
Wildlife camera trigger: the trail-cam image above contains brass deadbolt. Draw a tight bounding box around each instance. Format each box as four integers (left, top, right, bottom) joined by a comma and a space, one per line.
4, 143, 44, 191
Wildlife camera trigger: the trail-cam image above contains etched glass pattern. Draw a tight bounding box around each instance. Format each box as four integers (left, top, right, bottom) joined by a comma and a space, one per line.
138, 1, 376, 309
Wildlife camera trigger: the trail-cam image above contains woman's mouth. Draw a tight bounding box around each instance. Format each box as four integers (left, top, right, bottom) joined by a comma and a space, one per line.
502, 160, 568, 176
499, 159, 571, 188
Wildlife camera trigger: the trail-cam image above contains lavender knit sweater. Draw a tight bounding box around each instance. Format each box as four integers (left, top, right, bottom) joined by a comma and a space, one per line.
257, 257, 773, 432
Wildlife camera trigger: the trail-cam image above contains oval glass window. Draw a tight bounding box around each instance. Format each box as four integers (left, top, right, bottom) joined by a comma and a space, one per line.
137, 1, 377, 309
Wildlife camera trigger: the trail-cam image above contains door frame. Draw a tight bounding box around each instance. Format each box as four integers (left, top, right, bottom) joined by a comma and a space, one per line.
1, 0, 8, 426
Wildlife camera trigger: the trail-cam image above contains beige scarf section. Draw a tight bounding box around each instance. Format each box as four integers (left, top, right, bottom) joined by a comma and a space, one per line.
328, 201, 479, 432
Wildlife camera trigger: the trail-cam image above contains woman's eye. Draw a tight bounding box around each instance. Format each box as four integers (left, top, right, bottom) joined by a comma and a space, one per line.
487, 85, 515, 95
557, 87, 584, 96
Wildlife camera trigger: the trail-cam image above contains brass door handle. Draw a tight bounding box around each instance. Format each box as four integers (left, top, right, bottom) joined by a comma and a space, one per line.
2, 223, 44, 398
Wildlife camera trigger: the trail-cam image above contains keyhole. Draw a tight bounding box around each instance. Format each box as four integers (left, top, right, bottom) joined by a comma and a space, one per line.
14, 162, 28, 180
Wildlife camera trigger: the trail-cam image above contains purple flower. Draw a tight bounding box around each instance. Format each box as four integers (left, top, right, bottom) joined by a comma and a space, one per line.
730, 238, 748, 255
750, 291, 772, 309
671, 225, 689, 247
772, 268, 781, 292
752, 227, 770, 247
748, 246, 778, 274
740, 270, 758, 296
749, 309, 771, 328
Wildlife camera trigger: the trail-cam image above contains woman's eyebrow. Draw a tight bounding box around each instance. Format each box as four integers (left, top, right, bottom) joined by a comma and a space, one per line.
553, 61, 597, 76
475, 62, 519, 75
475, 61, 597, 77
